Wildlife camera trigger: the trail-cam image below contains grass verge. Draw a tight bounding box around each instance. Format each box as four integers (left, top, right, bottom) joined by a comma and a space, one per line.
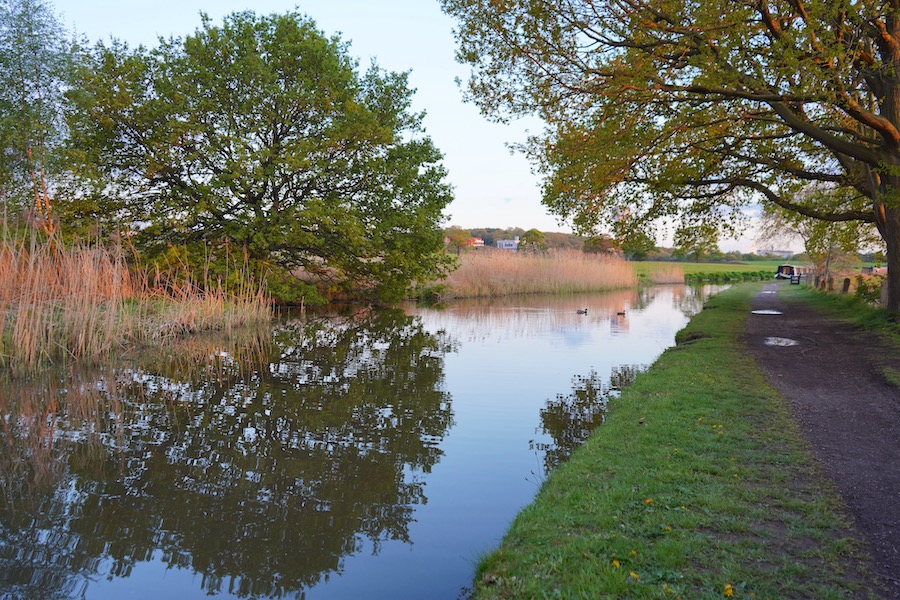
633, 262, 779, 286
473, 282, 877, 599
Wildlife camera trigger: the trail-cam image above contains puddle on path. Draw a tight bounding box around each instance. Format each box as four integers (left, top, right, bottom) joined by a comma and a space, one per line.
751, 309, 784, 315
764, 336, 800, 347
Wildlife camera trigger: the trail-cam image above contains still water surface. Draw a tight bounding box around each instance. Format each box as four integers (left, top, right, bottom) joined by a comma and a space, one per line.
0, 285, 719, 599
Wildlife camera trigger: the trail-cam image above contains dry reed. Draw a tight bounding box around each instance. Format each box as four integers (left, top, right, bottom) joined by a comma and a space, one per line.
645, 263, 685, 284
0, 231, 271, 373
443, 249, 637, 298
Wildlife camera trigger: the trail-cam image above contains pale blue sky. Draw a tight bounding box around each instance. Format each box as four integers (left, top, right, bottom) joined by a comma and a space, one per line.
52, 0, 567, 233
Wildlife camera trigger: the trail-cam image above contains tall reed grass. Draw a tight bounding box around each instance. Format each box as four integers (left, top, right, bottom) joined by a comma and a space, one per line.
442, 249, 637, 299
0, 231, 271, 373
643, 263, 685, 284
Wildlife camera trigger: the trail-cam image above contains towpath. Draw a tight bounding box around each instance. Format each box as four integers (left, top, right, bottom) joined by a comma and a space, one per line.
744, 282, 900, 598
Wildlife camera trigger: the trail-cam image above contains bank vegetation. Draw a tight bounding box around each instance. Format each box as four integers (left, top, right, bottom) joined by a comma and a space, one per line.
0, 229, 270, 374
430, 249, 638, 300
473, 283, 878, 598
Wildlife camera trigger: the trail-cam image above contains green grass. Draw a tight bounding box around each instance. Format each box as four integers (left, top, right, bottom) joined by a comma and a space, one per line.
473, 283, 879, 599
633, 261, 780, 285
633, 261, 785, 277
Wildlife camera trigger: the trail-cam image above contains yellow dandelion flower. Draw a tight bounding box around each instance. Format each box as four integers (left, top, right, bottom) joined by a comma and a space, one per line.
644, 498, 653, 504
612, 560, 620, 569
724, 583, 734, 597
629, 571, 640, 580
629, 550, 637, 557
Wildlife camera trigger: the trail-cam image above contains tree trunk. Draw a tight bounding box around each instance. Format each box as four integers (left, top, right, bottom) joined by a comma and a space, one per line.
884, 205, 900, 314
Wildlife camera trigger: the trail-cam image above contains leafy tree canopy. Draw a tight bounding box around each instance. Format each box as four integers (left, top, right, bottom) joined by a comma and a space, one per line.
66, 10, 453, 304
673, 222, 721, 262
0, 0, 69, 227
443, 225, 471, 254
441, 0, 900, 311
518, 227, 548, 253
582, 234, 619, 255
759, 184, 883, 277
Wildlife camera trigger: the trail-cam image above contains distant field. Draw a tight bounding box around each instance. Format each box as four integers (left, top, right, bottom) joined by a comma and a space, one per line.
634, 261, 784, 278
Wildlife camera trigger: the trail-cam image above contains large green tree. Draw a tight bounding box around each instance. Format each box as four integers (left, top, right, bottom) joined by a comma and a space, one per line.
441, 0, 900, 312
66, 11, 452, 303
0, 0, 69, 231
673, 222, 721, 262
518, 227, 548, 253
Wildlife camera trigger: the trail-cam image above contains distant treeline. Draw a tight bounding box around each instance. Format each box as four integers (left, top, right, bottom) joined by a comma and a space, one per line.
446, 227, 800, 262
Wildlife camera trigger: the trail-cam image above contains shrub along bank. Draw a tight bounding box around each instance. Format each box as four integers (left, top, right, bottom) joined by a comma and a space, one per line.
473, 283, 874, 599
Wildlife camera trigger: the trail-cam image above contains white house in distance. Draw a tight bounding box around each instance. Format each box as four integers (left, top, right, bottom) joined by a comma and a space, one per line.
496, 236, 519, 251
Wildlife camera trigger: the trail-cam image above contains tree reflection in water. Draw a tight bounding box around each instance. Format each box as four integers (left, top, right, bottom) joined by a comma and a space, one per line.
0, 309, 453, 598
533, 364, 645, 473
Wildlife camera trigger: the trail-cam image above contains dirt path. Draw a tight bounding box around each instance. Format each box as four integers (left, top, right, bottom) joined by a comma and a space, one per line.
744, 282, 900, 598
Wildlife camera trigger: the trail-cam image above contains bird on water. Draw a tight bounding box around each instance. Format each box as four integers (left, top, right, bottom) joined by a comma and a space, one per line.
577, 308, 588, 314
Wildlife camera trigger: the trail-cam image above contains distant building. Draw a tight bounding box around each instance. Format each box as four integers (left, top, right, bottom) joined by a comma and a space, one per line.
496, 236, 519, 251
467, 237, 485, 248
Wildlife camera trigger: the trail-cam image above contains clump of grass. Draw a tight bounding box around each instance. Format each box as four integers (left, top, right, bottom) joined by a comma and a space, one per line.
139, 254, 271, 340
0, 234, 133, 370
442, 249, 637, 298
0, 229, 271, 373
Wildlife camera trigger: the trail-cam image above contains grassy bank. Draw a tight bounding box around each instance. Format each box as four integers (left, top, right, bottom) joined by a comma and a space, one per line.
473, 283, 875, 599
437, 249, 637, 299
634, 261, 778, 285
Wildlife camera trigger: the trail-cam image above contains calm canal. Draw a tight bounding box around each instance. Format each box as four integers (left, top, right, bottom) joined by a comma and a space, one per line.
0, 284, 720, 599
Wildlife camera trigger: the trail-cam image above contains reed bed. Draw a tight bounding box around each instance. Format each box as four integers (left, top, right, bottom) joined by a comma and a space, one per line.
0, 234, 271, 374
442, 249, 637, 299
642, 262, 685, 284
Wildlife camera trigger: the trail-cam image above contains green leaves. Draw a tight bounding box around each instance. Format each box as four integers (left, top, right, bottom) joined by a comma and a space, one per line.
0, 0, 70, 215
441, 0, 900, 309
67, 10, 452, 304
518, 228, 548, 253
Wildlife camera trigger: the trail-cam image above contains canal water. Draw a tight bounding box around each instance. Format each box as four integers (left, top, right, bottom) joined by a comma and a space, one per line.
0, 285, 719, 599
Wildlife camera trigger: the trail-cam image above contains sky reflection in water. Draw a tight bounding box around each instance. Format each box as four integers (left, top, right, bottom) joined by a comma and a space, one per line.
0, 285, 719, 599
